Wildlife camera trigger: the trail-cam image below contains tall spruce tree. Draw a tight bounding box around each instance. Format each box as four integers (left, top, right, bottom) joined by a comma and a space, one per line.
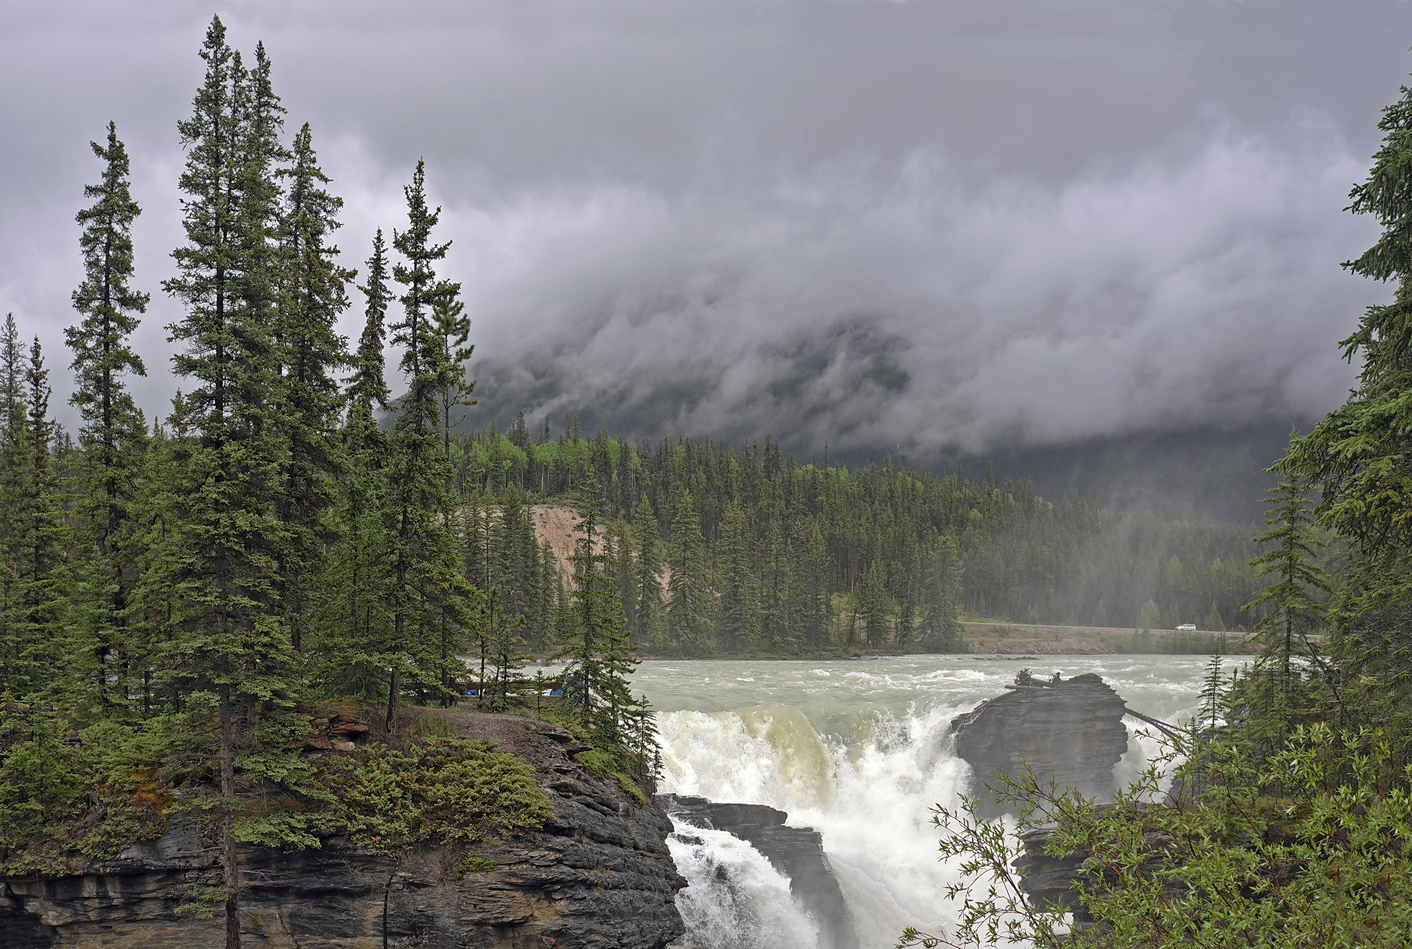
275, 122, 351, 652
347, 229, 391, 416
162, 20, 305, 946
1243, 476, 1331, 697
10, 340, 69, 697
0, 316, 31, 693
715, 502, 760, 652
919, 535, 964, 652
1282, 74, 1412, 703
561, 479, 637, 743
631, 496, 665, 648
65, 121, 150, 709
431, 280, 474, 463
383, 160, 476, 725
665, 488, 710, 655
315, 232, 393, 698
858, 561, 888, 647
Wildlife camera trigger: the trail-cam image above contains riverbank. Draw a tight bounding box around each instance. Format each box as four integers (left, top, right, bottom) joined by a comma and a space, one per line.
615, 622, 1251, 662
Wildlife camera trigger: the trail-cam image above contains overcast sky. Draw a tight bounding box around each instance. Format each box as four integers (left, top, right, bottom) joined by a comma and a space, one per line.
3, 0, 1409, 463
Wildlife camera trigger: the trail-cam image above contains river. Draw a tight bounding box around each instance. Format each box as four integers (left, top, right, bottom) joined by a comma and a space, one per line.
633, 654, 1231, 949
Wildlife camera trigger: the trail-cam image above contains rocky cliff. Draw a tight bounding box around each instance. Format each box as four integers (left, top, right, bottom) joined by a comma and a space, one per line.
950, 672, 1132, 818
0, 713, 685, 949
1013, 811, 1187, 928
658, 794, 859, 949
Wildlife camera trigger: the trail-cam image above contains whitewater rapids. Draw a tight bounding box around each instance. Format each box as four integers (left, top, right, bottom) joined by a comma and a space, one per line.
632, 655, 1230, 949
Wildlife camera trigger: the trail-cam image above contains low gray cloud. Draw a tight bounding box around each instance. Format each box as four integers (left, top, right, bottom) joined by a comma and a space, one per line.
0, 0, 1404, 462
460, 120, 1373, 455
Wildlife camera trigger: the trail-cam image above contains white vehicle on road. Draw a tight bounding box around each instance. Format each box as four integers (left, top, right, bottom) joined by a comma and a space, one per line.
1175, 623, 1196, 631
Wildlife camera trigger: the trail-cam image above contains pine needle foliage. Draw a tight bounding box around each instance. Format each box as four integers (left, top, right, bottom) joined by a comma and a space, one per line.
560, 479, 638, 746
382, 160, 477, 727
65, 121, 151, 713
1242, 474, 1331, 699
1282, 73, 1412, 710
274, 122, 351, 652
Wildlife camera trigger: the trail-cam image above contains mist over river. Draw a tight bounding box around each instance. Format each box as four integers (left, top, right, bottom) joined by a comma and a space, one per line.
632, 655, 1232, 949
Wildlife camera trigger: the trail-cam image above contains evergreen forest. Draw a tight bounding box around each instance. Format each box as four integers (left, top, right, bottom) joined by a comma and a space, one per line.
455, 422, 1264, 656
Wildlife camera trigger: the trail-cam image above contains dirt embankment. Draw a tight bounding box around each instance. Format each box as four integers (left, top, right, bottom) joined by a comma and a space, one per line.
528, 504, 667, 594
528, 504, 595, 582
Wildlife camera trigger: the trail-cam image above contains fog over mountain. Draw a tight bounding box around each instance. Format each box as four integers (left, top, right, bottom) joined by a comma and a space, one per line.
4, 0, 1409, 519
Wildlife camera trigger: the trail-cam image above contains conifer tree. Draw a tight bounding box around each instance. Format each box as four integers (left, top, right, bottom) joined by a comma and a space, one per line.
1, 340, 70, 698
1243, 476, 1331, 697
631, 495, 665, 647
1282, 76, 1412, 698
348, 229, 392, 417
232, 41, 287, 339
612, 522, 638, 637
125, 418, 180, 715
162, 20, 305, 945
858, 561, 888, 647
316, 236, 395, 699
65, 121, 150, 709
275, 122, 351, 652
525, 539, 562, 652
0, 317, 30, 693
919, 535, 963, 652
561, 479, 637, 742
666, 488, 711, 655
382, 160, 476, 725
432, 280, 474, 462
715, 502, 760, 652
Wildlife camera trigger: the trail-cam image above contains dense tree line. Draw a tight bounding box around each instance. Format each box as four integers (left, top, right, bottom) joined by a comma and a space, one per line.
451, 423, 1264, 656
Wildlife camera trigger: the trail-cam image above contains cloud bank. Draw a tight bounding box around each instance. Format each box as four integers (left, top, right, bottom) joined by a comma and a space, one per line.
460, 120, 1372, 455
0, 0, 1403, 464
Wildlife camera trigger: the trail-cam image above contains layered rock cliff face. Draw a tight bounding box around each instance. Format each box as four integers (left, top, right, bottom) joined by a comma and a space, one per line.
659, 794, 859, 949
0, 713, 685, 949
950, 672, 1131, 818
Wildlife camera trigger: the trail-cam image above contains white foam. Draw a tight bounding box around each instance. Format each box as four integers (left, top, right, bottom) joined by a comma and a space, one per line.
668, 822, 822, 949
659, 703, 977, 948
646, 656, 1214, 949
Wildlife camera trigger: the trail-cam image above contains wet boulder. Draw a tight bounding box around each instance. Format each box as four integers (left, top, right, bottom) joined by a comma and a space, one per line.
949, 672, 1131, 818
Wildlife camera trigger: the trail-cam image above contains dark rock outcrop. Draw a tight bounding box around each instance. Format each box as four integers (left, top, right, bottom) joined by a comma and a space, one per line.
1014, 814, 1187, 927
1013, 826, 1092, 918
659, 794, 859, 949
950, 672, 1131, 818
0, 714, 685, 949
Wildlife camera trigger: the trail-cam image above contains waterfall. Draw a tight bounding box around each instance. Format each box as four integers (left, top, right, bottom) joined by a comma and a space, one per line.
668, 823, 822, 949
657, 702, 974, 948
638, 655, 1218, 949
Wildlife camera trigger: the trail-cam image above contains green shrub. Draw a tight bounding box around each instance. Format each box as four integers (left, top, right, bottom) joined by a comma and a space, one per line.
903, 724, 1412, 949
0, 706, 168, 875
323, 736, 554, 856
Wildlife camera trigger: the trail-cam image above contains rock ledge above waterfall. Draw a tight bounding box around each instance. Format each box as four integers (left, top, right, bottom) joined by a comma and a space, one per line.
0, 713, 685, 949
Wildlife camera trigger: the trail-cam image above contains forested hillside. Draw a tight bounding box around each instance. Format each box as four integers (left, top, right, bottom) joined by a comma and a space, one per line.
453, 419, 1263, 656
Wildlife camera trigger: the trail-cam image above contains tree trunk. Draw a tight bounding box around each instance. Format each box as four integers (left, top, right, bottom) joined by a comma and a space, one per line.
219, 685, 240, 949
